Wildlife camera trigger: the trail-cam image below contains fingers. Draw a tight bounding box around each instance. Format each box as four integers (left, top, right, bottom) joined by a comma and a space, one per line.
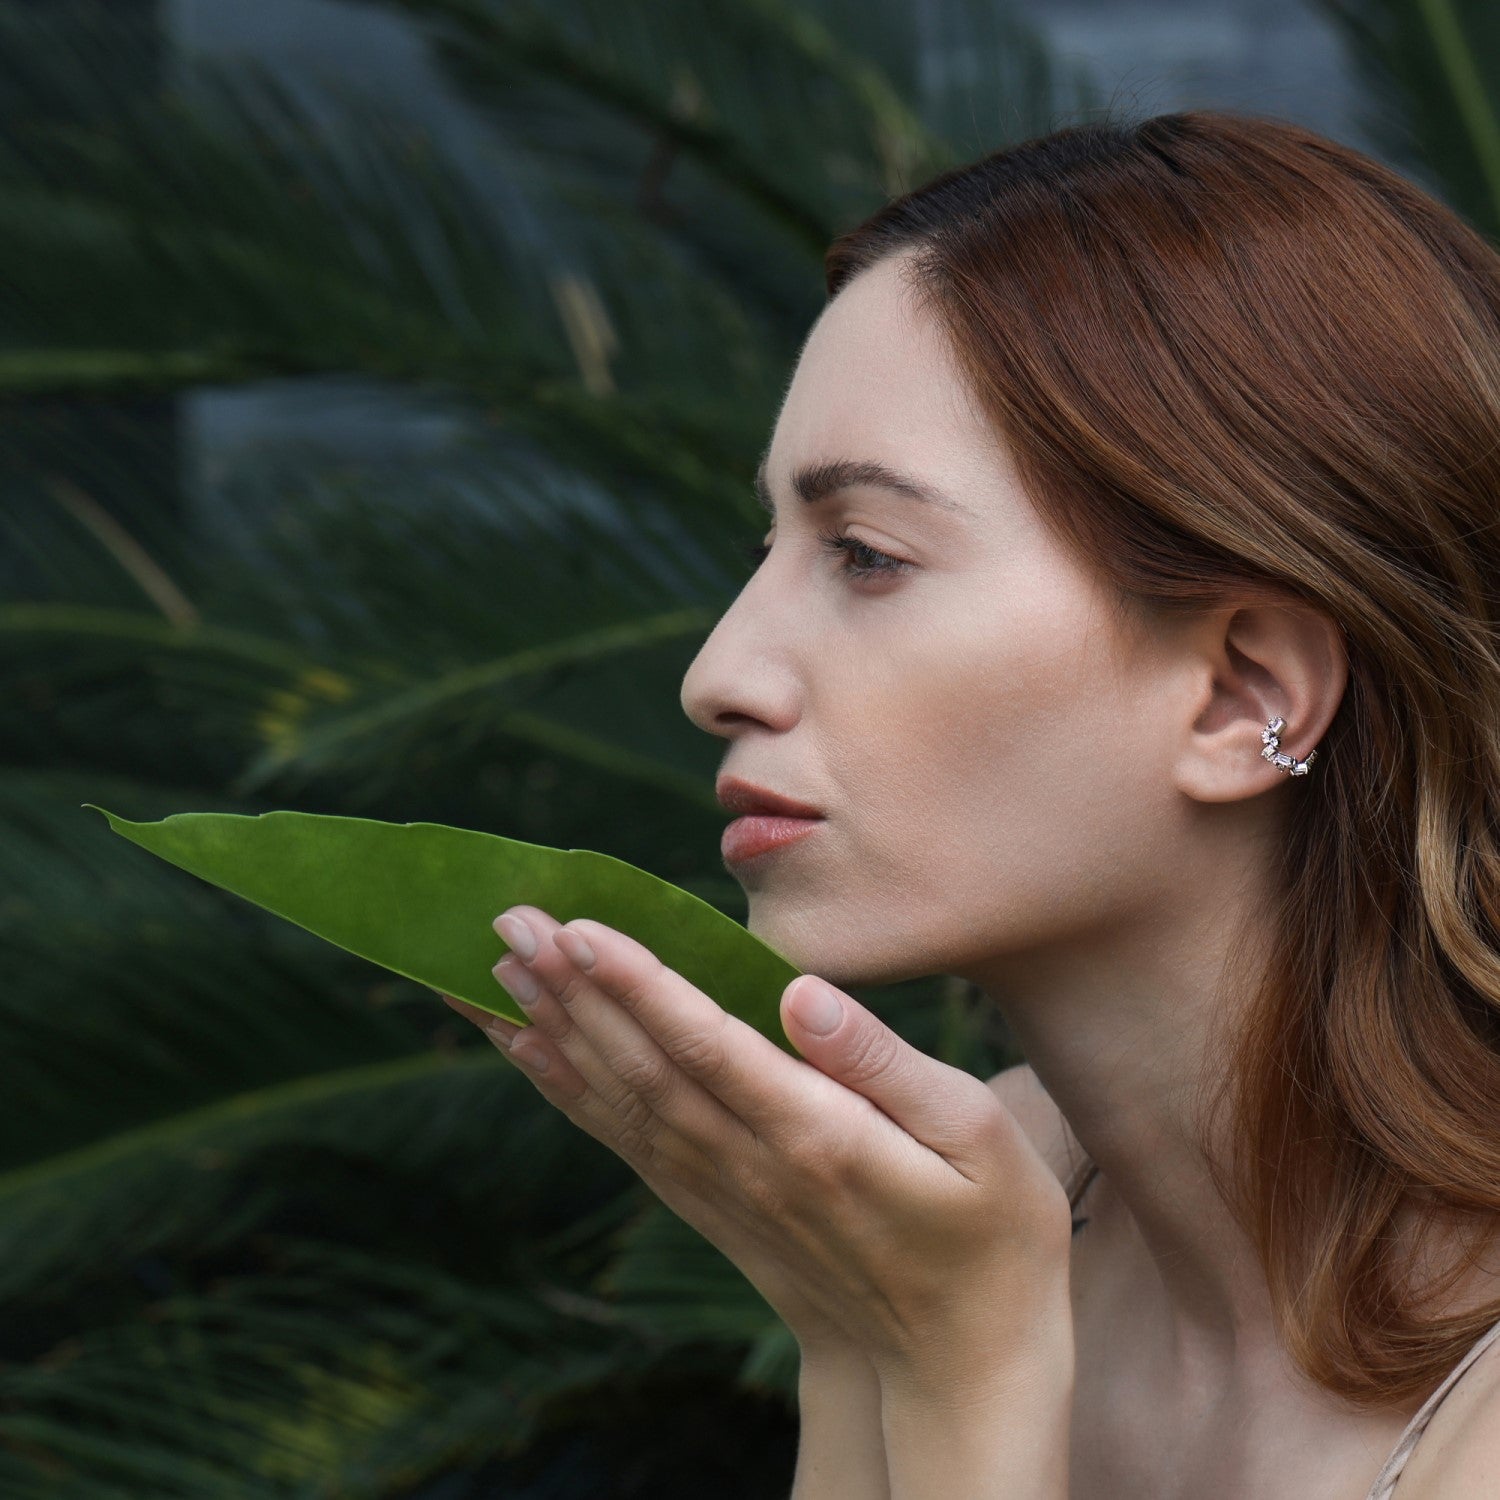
489, 909, 760, 1180
500, 905, 843, 1156
437, 990, 590, 1094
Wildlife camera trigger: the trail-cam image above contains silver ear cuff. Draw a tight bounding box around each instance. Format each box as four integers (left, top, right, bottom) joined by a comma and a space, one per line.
1261, 716, 1317, 776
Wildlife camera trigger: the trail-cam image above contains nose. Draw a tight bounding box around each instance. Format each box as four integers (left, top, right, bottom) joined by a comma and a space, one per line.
680, 578, 800, 741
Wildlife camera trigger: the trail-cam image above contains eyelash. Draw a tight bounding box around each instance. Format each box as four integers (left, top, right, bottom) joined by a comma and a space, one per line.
743, 527, 912, 582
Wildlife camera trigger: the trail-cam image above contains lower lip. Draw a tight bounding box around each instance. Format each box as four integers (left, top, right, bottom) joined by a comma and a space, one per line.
721, 814, 825, 865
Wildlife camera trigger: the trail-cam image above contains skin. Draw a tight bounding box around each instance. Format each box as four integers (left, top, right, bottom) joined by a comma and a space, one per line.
680, 244, 1350, 1386
450, 249, 1500, 1488
676, 251, 1496, 1463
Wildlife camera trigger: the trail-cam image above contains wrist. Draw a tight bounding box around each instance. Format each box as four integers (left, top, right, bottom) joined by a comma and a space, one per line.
796, 1337, 878, 1373
877, 1324, 1074, 1420
870, 1277, 1074, 1405
877, 1327, 1074, 1500
793, 1340, 891, 1500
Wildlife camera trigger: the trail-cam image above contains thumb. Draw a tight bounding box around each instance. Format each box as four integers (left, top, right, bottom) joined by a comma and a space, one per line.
780, 975, 994, 1146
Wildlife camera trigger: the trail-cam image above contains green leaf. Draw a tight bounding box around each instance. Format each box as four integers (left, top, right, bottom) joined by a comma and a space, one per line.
79, 805, 803, 1048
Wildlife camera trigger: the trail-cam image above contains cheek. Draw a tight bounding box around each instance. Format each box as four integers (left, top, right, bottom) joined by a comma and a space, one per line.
753, 567, 1167, 973
850, 596, 1098, 802
824, 599, 1156, 959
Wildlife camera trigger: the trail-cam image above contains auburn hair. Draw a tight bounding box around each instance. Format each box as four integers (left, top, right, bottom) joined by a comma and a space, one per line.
824, 107, 1500, 1410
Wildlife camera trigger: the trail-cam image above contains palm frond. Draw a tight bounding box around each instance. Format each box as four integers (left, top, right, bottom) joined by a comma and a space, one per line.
3, 0, 1089, 1491
0, 1232, 660, 1499
601, 1198, 800, 1399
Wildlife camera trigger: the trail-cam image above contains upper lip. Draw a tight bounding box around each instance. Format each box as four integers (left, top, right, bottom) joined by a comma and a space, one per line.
715, 776, 825, 819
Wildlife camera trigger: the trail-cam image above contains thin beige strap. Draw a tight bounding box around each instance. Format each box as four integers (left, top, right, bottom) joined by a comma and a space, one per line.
1068, 1152, 1104, 1212
1068, 1157, 1101, 1236
1364, 1317, 1500, 1499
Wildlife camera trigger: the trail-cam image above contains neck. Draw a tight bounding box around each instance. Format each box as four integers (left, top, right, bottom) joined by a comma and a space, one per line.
963, 892, 1500, 1403
961, 884, 1285, 1383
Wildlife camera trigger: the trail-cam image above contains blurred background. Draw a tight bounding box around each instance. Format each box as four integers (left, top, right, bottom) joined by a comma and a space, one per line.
3, 0, 1495, 1494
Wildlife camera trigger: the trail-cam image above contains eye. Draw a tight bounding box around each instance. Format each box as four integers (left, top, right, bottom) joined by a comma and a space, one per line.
743, 529, 914, 584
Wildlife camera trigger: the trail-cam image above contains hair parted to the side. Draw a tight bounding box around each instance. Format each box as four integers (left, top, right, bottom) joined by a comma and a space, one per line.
824, 107, 1500, 1410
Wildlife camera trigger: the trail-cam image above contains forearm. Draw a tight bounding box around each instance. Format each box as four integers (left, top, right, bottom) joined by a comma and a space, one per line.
790, 1344, 892, 1500
875, 1305, 1075, 1500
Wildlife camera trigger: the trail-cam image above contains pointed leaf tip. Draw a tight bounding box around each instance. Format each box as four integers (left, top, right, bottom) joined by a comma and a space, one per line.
89, 808, 803, 1051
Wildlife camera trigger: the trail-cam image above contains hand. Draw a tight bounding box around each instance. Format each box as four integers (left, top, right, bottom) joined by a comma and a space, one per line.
440, 905, 1075, 1370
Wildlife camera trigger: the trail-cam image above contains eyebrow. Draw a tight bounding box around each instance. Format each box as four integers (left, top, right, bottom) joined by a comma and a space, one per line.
753, 454, 970, 517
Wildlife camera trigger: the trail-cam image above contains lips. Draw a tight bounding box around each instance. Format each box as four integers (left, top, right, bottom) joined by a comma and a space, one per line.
715, 775, 824, 820
720, 812, 823, 865
715, 776, 825, 868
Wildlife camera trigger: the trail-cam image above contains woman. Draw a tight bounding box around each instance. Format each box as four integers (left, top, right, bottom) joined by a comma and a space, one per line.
444, 109, 1500, 1497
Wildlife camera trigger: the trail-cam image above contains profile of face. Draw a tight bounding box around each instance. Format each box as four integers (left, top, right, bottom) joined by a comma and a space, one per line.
679, 251, 1205, 992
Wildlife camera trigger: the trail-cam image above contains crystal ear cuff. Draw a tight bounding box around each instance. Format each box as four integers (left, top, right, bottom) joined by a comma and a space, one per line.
1261, 716, 1317, 776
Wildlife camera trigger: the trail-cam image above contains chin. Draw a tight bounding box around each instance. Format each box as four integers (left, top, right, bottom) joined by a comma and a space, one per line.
749, 919, 920, 991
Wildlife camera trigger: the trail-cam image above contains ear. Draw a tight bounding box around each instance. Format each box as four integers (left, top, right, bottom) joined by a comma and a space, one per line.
1170, 600, 1347, 804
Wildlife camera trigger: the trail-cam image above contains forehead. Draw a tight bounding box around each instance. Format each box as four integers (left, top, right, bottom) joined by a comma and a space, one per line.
765, 254, 1005, 502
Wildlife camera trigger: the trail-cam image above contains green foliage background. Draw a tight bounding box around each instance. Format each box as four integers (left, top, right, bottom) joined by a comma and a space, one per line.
3, 0, 1494, 1493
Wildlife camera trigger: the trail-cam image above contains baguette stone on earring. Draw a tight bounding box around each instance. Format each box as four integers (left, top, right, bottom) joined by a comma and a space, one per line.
1261, 715, 1318, 776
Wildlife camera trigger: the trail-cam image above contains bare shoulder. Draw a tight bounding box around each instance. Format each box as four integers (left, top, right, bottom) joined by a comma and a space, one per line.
1398, 1319, 1500, 1498
984, 1062, 1091, 1198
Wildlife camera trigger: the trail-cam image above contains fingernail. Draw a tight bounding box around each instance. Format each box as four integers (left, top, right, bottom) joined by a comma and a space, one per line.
484, 1022, 513, 1052
494, 912, 538, 962
554, 926, 595, 971
790, 978, 843, 1036
494, 956, 540, 1006
510, 1044, 550, 1075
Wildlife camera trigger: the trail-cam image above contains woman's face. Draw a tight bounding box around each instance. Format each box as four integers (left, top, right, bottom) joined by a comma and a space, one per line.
680, 252, 1182, 989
